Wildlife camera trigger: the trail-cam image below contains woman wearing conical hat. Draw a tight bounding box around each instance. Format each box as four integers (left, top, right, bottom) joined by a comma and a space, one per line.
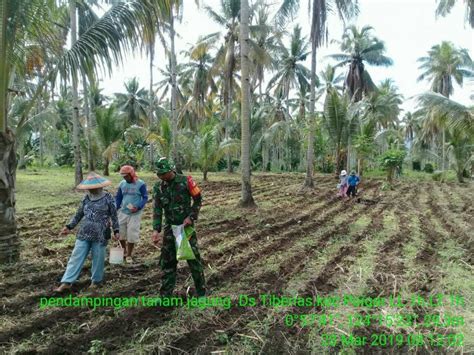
54, 173, 120, 292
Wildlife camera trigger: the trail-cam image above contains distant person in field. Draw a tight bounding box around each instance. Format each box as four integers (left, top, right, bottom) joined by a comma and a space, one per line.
55, 173, 119, 293
346, 170, 360, 198
116, 165, 148, 264
337, 170, 348, 197
151, 157, 206, 297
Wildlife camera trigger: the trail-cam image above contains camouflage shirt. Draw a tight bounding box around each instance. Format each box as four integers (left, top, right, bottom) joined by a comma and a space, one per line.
152, 174, 202, 232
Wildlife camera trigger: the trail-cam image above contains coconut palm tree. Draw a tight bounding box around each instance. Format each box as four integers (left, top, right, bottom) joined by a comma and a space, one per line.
418, 42, 474, 98
248, 0, 280, 100
203, 0, 241, 173
114, 78, 150, 129
267, 25, 311, 105
180, 41, 217, 129
239, 0, 255, 207
417, 41, 474, 170
435, 0, 474, 27
417, 92, 473, 182
95, 105, 122, 176
356, 79, 402, 131
0, 0, 65, 263
317, 64, 345, 96
329, 25, 393, 102
305, 0, 359, 188
0, 0, 168, 263
197, 125, 224, 181
69, 0, 84, 183
77, 0, 101, 173
322, 88, 352, 173
328, 25, 392, 170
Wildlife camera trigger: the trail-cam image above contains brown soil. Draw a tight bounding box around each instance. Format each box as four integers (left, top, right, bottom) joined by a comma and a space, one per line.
1, 175, 471, 354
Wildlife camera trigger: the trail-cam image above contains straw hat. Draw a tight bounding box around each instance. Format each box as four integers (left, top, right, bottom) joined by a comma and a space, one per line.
76, 172, 112, 190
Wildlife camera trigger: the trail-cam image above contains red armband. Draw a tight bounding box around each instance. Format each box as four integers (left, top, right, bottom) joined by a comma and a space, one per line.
187, 176, 201, 197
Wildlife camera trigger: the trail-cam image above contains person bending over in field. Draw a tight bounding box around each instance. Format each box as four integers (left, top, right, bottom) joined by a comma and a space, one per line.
54, 173, 119, 293
346, 171, 360, 198
337, 170, 349, 197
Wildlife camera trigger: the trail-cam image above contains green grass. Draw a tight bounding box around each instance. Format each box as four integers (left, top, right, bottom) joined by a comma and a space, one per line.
362, 167, 460, 183
16, 168, 160, 212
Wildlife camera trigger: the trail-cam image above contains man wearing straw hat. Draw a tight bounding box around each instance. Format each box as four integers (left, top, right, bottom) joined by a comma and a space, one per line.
151, 157, 206, 297
54, 173, 120, 292
116, 165, 148, 264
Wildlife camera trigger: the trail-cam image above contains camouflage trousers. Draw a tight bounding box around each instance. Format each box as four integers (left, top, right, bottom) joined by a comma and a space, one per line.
159, 224, 206, 296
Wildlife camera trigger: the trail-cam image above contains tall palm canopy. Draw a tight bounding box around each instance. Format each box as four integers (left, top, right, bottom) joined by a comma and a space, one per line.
267, 25, 311, 101
436, 0, 474, 27
114, 77, 149, 128
307, 0, 360, 187
329, 25, 393, 102
417, 41, 474, 98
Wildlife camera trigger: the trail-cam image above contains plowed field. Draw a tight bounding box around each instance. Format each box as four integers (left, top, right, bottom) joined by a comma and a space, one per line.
1, 173, 472, 354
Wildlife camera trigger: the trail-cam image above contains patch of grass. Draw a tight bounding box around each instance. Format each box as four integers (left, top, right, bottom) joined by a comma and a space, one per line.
349, 215, 371, 234
401, 215, 424, 280
429, 219, 473, 353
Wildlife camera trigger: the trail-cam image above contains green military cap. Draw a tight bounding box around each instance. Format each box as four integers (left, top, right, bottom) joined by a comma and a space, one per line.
155, 157, 174, 175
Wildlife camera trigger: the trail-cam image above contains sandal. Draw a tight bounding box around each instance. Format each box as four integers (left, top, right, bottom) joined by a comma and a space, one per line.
53, 283, 71, 293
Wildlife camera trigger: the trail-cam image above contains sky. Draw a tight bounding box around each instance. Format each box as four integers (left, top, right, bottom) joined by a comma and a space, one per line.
98, 0, 474, 114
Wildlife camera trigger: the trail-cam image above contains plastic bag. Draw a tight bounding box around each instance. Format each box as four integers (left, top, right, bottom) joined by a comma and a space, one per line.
171, 224, 196, 261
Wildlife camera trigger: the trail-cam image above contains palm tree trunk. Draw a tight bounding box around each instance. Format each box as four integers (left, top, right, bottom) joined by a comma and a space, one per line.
225, 29, 235, 174
0, 2, 19, 263
70, 0, 83, 185
0, 0, 7, 133
104, 157, 109, 176
0, 1, 18, 261
0, 130, 19, 263
260, 84, 267, 172
39, 125, 44, 167
82, 72, 94, 171
442, 129, 446, 171
347, 135, 352, 171
170, 8, 179, 169
239, 0, 255, 207
303, 42, 316, 188
149, 42, 155, 168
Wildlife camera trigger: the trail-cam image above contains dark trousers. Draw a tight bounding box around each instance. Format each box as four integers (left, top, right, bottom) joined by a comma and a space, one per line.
159, 225, 206, 296
347, 185, 357, 197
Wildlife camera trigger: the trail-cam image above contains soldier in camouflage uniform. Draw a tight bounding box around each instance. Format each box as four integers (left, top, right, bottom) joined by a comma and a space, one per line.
151, 158, 206, 297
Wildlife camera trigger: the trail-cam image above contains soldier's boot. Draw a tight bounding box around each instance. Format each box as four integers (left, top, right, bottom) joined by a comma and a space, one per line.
188, 258, 206, 297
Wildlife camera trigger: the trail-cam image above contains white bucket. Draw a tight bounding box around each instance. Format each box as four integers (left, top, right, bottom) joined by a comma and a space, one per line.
109, 245, 124, 264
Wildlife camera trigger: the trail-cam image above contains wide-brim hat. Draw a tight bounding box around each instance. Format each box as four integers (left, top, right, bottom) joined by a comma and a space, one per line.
341, 170, 347, 176
76, 172, 112, 190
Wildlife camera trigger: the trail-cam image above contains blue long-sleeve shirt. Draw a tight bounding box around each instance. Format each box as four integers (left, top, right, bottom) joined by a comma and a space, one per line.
347, 175, 360, 186
116, 179, 148, 215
